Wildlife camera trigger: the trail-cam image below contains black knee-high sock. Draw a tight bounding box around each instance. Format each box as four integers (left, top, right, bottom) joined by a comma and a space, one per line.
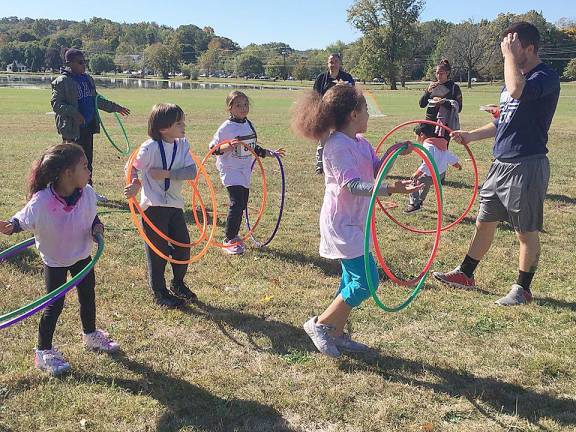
517, 270, 535, 292
460, 255, 479, 278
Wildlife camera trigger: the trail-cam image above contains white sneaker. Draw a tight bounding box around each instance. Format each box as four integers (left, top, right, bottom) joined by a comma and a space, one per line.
223, 237, 245, 255
303, 316, 340, 358
83, 329, 119, 353
333, 332, 369, 352
34, 348, 71, 375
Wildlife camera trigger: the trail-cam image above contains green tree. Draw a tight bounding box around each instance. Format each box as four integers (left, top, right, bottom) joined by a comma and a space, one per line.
144, 43, 178, 78
348, 0, 424, 89
89, 54, 116, 74
197, 47, 222, 75
235, 54, 264, 77
292, 58, 309, 82
442, 20, 499, 88
563, 58, 576, 80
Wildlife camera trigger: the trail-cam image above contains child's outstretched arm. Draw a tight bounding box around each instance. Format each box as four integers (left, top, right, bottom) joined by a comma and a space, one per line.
0, 217, 24, 235
96, 93, 130, 116
346, 178, 423, 197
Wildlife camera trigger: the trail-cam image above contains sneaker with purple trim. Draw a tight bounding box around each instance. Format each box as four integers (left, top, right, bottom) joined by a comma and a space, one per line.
303, 316, 341, 358
34, 348, 70, 375
333, 332, 369, 353
83, 329, 120, 353
223, 237, 245, 255
432, 267, 477, 290
495, 284, 533, 306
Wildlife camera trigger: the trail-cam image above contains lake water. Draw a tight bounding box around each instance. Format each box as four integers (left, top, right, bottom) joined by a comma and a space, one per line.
0, 74, 302, 91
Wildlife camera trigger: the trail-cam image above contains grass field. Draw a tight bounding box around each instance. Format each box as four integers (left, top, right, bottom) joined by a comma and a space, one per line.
0, 82, 575, 432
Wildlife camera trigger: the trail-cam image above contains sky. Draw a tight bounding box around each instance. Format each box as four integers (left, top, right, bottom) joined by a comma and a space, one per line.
2, 0, 573, 50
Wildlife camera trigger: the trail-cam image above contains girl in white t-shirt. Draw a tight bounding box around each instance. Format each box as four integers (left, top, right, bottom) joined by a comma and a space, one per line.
291, 84, 422, 357
0, 143, 118, 375
209, 91, 285, 255
125, 103, 198, 308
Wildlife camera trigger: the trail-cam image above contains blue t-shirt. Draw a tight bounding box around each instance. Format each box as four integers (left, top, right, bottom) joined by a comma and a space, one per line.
72, 74, 96, 127
492, 62, 560, 159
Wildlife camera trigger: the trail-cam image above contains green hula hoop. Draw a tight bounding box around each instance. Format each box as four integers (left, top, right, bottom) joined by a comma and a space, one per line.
0, 235, 104, 324
95, 94, 131, 155
363, 143, 443, 312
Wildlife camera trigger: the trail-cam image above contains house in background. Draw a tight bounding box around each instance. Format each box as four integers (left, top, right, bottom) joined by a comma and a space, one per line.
6, 61, 28, 73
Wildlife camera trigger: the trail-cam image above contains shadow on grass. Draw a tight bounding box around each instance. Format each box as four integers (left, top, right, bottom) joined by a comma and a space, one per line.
257, 247, 341, 277
186, 300, 314, 355
535, 296, 576, 312
4, 353, 296, 432
340, 351, 575, 430
96, 199, 130, 211
546, 193, 576, 205
0, 246, 41, 275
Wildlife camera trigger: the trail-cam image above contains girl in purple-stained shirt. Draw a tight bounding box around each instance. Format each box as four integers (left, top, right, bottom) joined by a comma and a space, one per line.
291, 84, 422, 357
0, 143, 118, 376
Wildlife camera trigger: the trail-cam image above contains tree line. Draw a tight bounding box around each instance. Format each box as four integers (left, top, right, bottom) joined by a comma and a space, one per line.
0, 6, 575, 87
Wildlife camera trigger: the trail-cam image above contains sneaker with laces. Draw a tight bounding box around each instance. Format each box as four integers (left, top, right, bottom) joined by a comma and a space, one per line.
34, 348, 70, 375
223, 237, 245, 255
170, 280, 198, 302
333, 332, 369, 352
404, 203, 422, 214
433, 267, 477, 290
495, 284, 533, 306
83, 329, 120, 353
303, 316, 341, 358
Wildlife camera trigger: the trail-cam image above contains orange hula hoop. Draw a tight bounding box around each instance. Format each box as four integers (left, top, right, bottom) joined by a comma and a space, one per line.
191, 139, 268, 248
125, 147, 218, 264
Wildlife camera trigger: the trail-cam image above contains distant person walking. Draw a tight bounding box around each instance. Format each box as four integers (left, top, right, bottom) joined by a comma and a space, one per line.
312, 53, 355, 174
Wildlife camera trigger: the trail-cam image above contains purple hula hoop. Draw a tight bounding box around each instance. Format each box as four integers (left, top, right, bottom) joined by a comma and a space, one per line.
0, 236, 103, 329
245, 151, 286, 247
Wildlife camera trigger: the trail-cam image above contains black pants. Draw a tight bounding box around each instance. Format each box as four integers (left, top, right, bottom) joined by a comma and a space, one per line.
77, 127, 94, 184
37, 257, 96, 350
143, 206, 190, 294
225, 186, 249, 241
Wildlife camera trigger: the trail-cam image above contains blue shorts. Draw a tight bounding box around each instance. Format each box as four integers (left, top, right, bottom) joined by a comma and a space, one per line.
336, 253, 378, 308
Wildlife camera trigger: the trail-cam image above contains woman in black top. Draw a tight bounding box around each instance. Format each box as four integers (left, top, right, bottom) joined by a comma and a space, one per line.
419, 59, 462, 139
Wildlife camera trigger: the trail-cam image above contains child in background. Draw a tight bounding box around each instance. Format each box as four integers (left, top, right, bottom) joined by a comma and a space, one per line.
0, 143, 118, 376
209, 91, 285, 255
291, 84, 422, 357
405, 123, 462, 214
51, 48, 130, 201
124, 104, 198, 308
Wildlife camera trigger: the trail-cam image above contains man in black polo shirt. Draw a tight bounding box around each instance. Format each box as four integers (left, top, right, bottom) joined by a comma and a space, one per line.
313, 53, 355, 174
433, 22, 560, 306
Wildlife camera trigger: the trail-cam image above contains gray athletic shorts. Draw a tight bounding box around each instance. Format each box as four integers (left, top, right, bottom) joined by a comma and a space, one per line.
477, 155, 550, 232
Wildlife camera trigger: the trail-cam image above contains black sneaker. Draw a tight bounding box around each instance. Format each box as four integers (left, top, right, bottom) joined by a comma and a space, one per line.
169, 280, 198, 302
404, 203, 422, 214
153, 289, 185, 308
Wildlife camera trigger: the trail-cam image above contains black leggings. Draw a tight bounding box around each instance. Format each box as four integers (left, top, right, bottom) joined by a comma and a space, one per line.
143, 206, 190, 293
225, 185, 250, 241
37, 257, 96, 350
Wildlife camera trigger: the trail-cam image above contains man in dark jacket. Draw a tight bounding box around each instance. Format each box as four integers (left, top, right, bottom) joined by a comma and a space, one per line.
313, 53, 355, 174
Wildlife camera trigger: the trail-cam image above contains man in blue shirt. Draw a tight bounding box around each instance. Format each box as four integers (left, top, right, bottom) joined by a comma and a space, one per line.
433, 22, 560, 306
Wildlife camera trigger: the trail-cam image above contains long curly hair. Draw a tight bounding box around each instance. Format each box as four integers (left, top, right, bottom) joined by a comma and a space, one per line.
291, 84, 365, 141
